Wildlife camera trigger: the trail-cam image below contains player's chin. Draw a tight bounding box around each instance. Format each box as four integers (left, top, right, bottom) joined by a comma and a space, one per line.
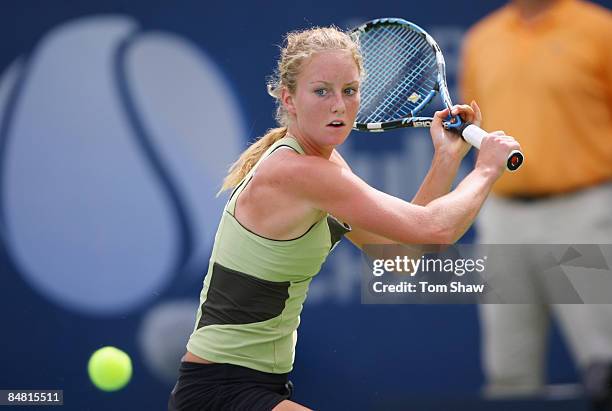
324, 125, 350, 143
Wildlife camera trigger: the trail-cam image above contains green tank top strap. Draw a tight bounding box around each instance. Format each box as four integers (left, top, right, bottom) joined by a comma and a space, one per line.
226, 136, 304, 215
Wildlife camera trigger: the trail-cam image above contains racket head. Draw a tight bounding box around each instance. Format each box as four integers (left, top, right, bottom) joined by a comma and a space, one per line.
351, 18, 453, 132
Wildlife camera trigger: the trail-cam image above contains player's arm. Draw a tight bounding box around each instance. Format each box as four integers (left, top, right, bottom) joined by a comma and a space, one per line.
411, 152, 461, 207
411, 103, 481, 206
277, 139, 516, 246
329, 150, 395, 248
331, 108, 475, 250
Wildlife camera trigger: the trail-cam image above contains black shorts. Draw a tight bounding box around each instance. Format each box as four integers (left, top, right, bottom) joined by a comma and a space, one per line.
167, 361, 293, 411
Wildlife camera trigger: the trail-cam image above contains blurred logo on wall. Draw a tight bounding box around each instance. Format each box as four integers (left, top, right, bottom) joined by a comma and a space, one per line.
0, 15, 245, 315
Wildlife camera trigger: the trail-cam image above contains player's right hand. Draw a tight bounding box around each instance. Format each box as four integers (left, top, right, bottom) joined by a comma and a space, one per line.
475, 132, 521, 179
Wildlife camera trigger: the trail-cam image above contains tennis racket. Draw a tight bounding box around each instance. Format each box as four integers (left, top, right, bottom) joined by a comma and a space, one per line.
351, 18, 524, 172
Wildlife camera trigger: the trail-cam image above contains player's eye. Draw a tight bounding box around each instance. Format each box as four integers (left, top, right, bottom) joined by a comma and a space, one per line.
344, 87, 357, 96
314, 88, 327, 96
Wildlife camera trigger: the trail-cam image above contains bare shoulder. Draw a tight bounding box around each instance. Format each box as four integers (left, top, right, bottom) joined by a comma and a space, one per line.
257, 148, 348, 191
234, 148, 323, 239
255, 147, 371, 217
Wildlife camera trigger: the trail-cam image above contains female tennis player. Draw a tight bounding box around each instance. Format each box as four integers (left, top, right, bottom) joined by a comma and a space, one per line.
168, 26, 520, 411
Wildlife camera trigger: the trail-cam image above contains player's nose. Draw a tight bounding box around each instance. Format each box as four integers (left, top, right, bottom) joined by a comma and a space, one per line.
331, 93, 346, 114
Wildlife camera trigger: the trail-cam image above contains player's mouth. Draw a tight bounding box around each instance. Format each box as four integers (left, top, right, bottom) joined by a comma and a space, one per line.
327, 120, 345, 128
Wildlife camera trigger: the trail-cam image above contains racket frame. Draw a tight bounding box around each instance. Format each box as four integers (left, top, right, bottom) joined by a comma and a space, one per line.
350, 17, 524, 172
351, 17, 461, 132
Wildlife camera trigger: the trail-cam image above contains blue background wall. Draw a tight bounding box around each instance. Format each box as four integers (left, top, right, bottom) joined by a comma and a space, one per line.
1, 1, 607, 410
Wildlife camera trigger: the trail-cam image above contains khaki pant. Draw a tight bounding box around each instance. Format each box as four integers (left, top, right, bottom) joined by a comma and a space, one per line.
477, 183, 612, 397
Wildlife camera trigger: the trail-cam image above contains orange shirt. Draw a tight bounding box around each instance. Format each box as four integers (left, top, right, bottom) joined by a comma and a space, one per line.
460, 0, 612, 197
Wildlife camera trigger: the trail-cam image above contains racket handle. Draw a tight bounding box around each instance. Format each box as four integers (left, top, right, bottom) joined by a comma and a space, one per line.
461, 124, 524, 172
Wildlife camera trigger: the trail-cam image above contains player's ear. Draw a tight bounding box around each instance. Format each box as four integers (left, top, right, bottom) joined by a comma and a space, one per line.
281, 87, 296, 115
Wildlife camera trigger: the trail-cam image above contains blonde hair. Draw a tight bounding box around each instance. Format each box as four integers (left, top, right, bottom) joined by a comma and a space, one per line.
219, 26, 363, 192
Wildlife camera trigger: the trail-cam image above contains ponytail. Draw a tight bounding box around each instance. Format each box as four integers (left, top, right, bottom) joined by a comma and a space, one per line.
218, 127, 288, 194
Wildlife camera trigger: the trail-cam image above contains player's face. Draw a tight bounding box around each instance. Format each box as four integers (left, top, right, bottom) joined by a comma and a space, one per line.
285, 50, 360, 150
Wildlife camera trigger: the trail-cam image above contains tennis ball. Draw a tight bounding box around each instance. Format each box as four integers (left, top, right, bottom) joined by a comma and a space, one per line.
88, 346, 133, 391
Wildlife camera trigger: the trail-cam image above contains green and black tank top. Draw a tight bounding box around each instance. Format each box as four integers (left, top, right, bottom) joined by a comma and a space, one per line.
187, 136, 351, 373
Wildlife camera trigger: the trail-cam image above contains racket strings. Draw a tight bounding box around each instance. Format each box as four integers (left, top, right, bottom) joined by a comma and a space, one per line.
362, 54, 436, 123
357, 25, 438, 124
364, 30, 429, 118
360, 28, 425, 75
364, 40, 435, 120
359, 26, 418, 117
376, 48, 436, 118
359, 26, 413, 92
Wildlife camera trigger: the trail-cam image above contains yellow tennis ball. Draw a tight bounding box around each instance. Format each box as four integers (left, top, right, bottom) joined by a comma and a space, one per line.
88, 346, 133, 392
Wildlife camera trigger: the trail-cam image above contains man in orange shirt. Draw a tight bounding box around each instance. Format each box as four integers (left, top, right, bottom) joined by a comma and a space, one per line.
460, 0, 612, 403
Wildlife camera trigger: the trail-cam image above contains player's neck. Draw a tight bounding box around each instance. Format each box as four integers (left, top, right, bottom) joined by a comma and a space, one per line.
513, 0, 559, 21
286, 128, 334, 159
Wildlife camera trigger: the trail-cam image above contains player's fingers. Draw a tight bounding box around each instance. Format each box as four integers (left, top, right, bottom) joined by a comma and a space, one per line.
486, 133, 515, 141
500, 135, 519, 144
485, 133, 521, 151
434, 108, 450, 119
450, 104, 474, 120
433, 108, 450, 127
506, 136, 521, 150
470, 100, 482, 123
453, 104, 472, 113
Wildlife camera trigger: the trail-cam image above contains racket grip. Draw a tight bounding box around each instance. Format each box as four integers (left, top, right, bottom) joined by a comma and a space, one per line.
461, 124, 524, 172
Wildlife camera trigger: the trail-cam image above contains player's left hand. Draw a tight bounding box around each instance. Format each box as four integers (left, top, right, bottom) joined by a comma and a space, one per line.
430, 100, 482, 161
